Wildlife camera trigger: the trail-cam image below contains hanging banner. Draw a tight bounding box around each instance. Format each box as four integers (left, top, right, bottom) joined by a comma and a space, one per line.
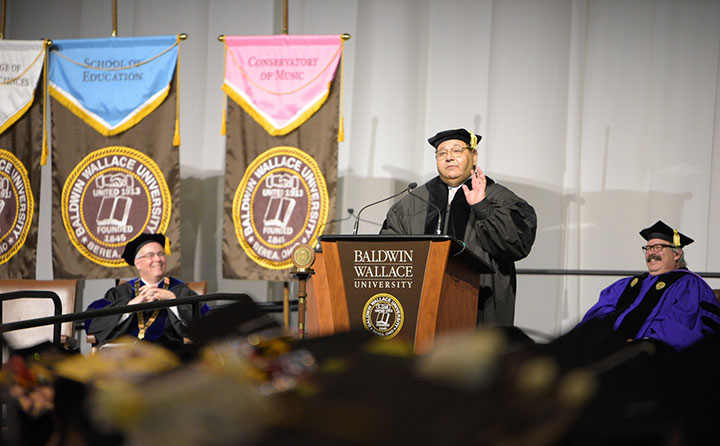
223, 35, 343, 136
49, 35, 178, 137
0, 40, 45, 277
222, 35, 343, 280
49, 36, 182, 278
0, 40, 45, 134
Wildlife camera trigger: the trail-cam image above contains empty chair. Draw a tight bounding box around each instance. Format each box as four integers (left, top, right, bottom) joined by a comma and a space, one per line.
0, 279, 79, 350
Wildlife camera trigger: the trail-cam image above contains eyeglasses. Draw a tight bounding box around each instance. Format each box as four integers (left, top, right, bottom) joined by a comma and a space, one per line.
435, 146, 469, 160
641, 244, 675, 253
136, 251, 166, 261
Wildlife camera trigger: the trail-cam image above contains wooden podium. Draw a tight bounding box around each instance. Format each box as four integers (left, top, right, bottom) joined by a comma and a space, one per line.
306, 235, 494, 353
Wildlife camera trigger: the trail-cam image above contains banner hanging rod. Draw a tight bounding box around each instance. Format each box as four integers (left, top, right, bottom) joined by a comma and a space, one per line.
1, 0, 6, 40
111, 0, 117, 36
217, 33, 350, 42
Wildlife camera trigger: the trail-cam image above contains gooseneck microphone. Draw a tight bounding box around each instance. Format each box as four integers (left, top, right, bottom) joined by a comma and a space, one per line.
353, 183, 416, 235
318, 208, 355, 236
407, 183, 443, 235
315, 208, 356, 249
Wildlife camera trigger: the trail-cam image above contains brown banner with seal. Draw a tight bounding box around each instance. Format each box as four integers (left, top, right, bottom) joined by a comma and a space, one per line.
222, 72, 339, 280
0, 82, 42, 278
51, 79, 181, 279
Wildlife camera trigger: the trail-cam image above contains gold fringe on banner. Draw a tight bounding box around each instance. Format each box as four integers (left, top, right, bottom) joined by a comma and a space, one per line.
0, 45, 45, 137
223, 42, 341, 136
50, 40, 178, 137
221, 41, 227, 136
173, 34, 181, 147
0, 98, 32, 136
41, 40, 50, 165
223, 83, 329, 136
338, 39, 345, 143
50, 86, 170, 137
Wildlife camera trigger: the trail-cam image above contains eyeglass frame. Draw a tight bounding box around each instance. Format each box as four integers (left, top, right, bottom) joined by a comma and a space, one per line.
641, 243, 677, 253
135, 250, 167, 261
435, 146, 471, 160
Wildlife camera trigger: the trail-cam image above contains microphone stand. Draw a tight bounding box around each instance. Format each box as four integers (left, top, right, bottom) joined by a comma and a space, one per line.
353, 183, 416, 235
407, 185, 443, 235
318, 208, 355, 235
315, 208, 355, 249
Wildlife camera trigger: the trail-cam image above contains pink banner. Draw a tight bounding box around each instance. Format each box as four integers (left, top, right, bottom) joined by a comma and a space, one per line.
223, 35, 342, 136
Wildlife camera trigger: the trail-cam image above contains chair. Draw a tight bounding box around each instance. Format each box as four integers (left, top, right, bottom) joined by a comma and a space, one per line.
0, 279, 79, 350
187, 281, 208, 295
86, 280, 208, 353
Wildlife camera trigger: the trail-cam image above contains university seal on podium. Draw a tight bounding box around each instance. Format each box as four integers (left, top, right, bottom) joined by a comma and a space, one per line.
61, 146, 171, 267
362, 293, 405, 339
0, 149, 34, 264
232, 146, 328, 269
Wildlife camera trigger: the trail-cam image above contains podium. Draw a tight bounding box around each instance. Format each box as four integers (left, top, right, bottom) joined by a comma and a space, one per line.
306, 235, 494, 353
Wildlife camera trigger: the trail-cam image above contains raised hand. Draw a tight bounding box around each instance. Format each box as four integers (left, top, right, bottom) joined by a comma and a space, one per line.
462, 167, 487, 205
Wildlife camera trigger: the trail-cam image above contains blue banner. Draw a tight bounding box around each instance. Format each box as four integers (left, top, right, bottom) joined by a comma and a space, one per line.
49, 35, 178, 136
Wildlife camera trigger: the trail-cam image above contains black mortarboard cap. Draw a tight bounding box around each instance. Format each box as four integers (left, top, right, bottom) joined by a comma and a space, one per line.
427, 128, 482, 149
639, 220, 693, 247
121, 233, 167, 265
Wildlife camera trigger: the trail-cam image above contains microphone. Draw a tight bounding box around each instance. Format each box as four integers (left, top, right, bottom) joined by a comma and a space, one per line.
318, 208, 355, 236
407, 183, 443, 235
315, 208, 356, 249
353, 183, 416, 235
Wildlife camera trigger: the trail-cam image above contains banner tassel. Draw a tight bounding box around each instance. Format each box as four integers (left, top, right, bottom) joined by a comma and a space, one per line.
41, 40, 50, 165
337, 38, 346, 143
173, 34, 181, 147
173, 118, 181, 146
221, 40, 228, 136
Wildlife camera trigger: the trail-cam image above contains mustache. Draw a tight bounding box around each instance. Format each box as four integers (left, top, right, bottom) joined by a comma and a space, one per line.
646, 254, 662, 262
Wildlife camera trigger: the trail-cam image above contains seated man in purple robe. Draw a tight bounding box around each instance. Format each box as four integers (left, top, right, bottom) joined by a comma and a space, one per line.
85, 233, 209, 350
580, 220, 720, 351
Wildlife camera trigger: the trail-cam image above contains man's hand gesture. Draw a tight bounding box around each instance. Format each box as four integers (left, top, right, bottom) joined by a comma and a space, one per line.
462, 167, 487, 205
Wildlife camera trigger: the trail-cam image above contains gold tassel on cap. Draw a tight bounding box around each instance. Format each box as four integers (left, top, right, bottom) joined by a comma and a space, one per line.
470, 131, 478, 149
164, 236, 172, 256
673, 229, 680, 247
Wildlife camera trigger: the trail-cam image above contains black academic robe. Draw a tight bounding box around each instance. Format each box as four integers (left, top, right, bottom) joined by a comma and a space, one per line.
381, 175, 537, 325
85, 277, 199, 347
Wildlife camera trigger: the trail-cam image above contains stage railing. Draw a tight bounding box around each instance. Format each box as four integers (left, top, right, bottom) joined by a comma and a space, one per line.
517, 268, 720, 278
3, 269, 719, 343
0, 293, 295, 341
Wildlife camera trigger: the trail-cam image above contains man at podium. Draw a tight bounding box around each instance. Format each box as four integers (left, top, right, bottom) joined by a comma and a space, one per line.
381, 128, 536, 326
